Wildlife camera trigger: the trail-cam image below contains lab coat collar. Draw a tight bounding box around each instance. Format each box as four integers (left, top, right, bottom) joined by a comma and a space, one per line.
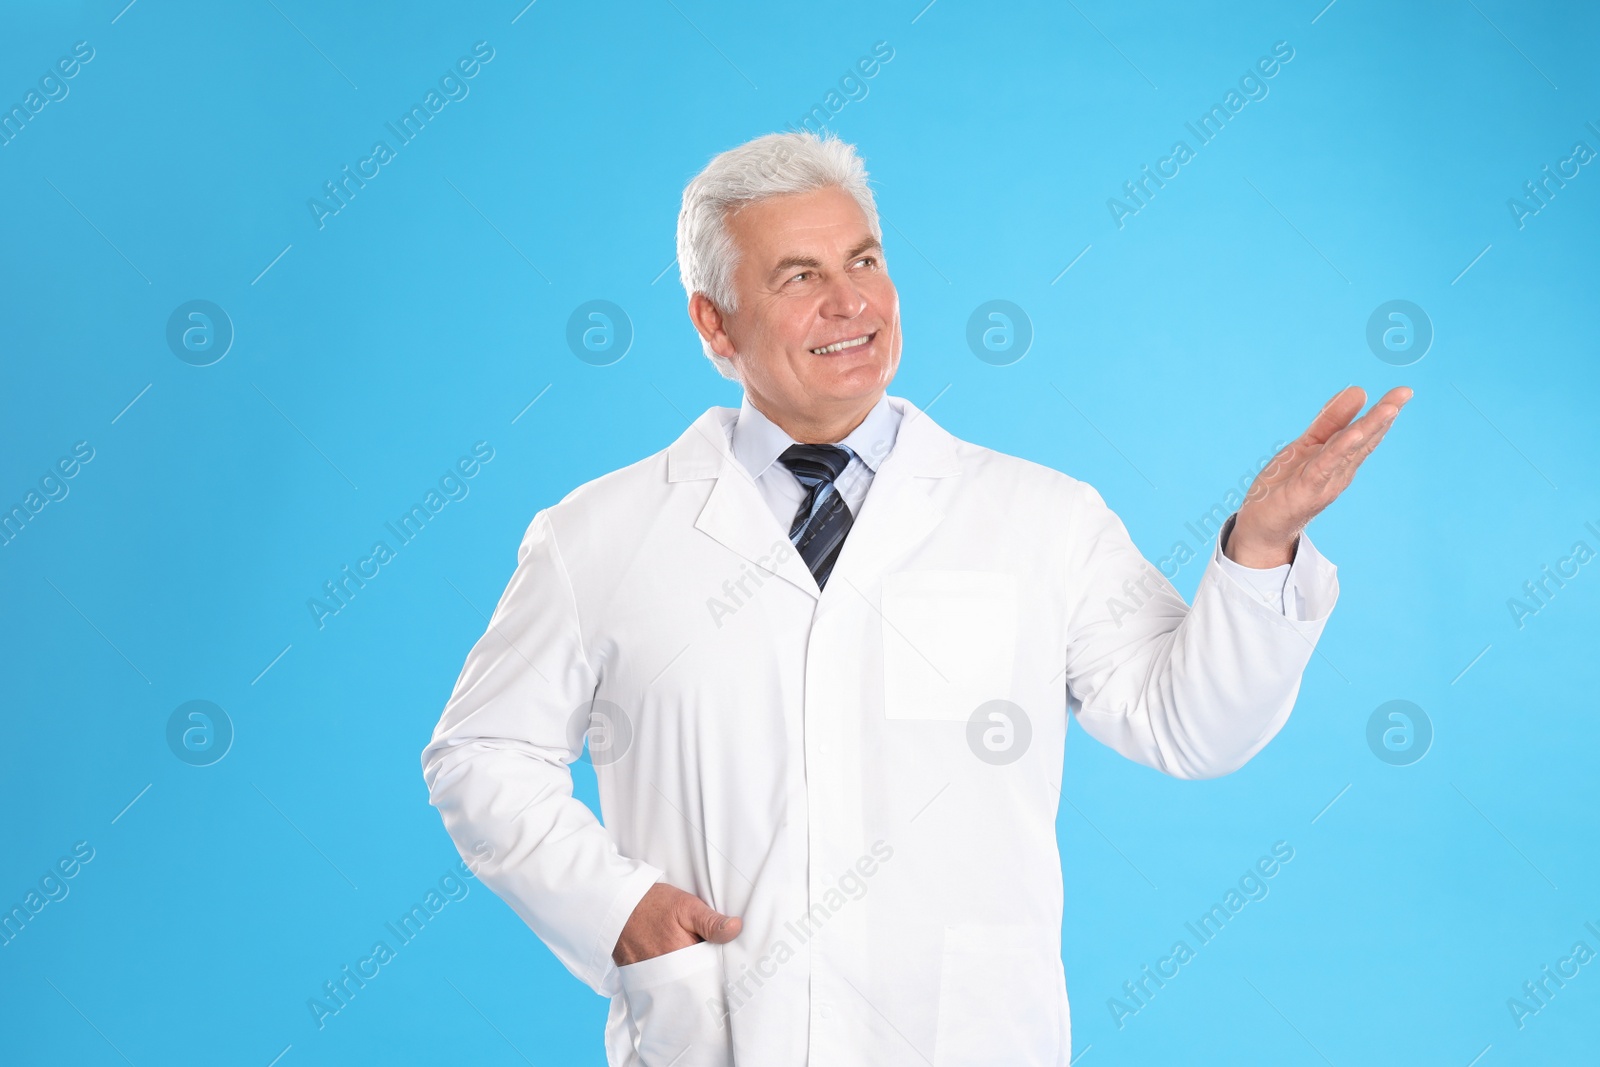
667, 394, 962, 600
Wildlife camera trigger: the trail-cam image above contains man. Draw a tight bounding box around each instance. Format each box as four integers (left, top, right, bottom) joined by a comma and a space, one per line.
422, 131, 1410, 1066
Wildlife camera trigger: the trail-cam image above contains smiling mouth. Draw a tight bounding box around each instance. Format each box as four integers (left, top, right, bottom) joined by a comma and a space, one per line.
810, 331, 875, 355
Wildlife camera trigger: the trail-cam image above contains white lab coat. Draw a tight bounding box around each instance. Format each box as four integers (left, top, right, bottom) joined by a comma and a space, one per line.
421, 395, 1338, 1066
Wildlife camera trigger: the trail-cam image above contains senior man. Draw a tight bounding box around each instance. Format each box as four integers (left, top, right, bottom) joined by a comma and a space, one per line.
422, 131, 1410, 1066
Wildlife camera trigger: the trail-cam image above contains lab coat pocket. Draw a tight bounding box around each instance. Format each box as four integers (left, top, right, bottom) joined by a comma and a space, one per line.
933, 924, 1065, 1067
616, 939, 733, 1067
881, 571, 1017, 721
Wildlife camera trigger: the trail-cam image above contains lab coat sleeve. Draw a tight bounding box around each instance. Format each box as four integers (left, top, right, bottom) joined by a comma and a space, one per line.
421, 509, 664, 997
1210, 513, 1338, 621
1213, 545, 1291, 615
1060, 484, 1339, 779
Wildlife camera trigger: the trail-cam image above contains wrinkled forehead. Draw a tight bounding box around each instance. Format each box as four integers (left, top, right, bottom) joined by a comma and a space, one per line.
725, 187, 878, 272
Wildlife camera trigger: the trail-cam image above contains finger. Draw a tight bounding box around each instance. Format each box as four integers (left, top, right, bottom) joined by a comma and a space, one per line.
1300, 386, 1366, 446
1322, 431, 1387, 500
1361, 385, 1412, 424
1333, 388, 1408, 460
1338, 387, 1409, 451
1303, 419, 1369, 492
682, 897, 742, 943
702, 914, 742, 943
1373, 385, 1414, 415
1296, 387, 1410, 503
1313, 408, 1398, 497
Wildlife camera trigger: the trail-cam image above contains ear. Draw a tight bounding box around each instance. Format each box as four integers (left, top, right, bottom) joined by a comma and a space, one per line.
688, 292, 738, 361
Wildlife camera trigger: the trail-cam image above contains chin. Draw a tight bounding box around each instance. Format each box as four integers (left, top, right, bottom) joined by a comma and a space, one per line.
812, 362, 891, 399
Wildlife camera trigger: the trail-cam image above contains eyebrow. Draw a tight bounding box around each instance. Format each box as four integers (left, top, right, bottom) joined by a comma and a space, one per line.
769, 237, 883, 279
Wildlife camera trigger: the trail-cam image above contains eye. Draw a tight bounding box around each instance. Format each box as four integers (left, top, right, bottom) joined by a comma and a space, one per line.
787, 270, 812, 284
853, 256, 878, 269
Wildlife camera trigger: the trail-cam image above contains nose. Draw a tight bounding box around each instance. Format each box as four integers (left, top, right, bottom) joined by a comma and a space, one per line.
818, 273, 867, 319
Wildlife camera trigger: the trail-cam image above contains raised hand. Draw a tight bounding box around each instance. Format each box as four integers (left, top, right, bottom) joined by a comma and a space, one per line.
1226, 385, 1414, 569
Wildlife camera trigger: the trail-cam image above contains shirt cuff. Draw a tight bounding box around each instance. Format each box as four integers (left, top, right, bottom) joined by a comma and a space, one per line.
1213, 512, 1337, 622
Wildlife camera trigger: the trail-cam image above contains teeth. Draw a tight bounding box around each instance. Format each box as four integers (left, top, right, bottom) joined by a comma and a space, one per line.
811, 334, 871, 355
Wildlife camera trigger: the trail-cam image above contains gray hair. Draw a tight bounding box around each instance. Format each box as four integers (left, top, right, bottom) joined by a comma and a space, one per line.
676, 131, 881, 380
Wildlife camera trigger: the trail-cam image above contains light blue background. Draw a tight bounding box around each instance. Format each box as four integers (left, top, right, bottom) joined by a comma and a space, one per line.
3, 1, 1596, 1064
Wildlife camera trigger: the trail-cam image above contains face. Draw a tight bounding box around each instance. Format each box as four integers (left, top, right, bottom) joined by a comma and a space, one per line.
691, 185, 901, 440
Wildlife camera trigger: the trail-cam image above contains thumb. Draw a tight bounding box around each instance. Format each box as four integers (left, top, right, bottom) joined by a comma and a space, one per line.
682, 896, 742, 944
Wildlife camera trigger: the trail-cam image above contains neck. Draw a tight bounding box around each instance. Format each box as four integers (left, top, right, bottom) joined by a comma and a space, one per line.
748, 391, 881, 445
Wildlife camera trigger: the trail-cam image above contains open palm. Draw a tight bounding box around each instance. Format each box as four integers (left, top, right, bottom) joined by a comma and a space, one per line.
1227, 385, 1414, 568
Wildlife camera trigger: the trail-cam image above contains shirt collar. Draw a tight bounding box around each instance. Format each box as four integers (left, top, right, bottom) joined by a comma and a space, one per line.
731, 392, 901, 481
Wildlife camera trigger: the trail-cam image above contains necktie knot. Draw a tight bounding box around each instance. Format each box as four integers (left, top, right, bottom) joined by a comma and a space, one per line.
779, 443, 854, 486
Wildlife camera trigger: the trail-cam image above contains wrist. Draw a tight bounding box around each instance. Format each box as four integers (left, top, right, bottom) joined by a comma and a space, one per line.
1222, 513, 1297, 569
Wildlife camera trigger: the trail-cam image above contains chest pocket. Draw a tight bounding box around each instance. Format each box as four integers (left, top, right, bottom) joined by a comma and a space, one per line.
880, 570, 1018, 721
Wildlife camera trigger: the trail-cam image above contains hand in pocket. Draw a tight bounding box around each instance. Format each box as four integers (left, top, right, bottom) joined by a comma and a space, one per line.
613, 882, 742, 967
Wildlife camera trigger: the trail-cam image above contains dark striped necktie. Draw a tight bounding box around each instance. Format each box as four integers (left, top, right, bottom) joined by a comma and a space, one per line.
778, 443, 856, 590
